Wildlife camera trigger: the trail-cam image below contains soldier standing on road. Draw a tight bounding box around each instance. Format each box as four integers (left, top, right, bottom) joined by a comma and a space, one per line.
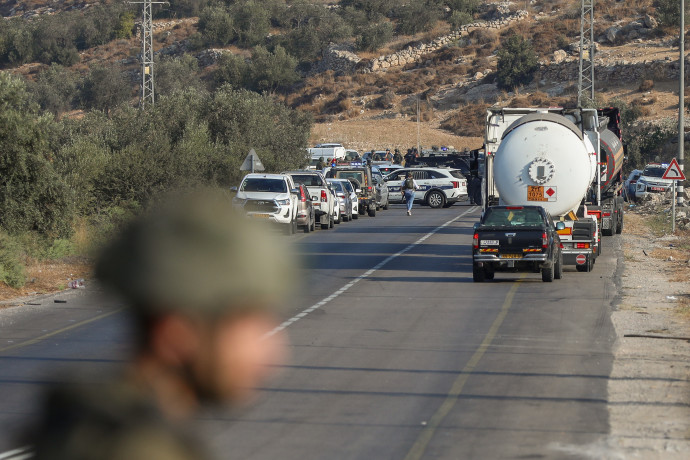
384, 149, 393, 162
27, 191, 292, 460
393, 149, 403, 165
401, 172, 419, 216
316, 156, 327, 170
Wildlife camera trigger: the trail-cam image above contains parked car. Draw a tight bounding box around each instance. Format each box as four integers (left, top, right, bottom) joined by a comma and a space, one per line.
633, 164, 674, 201
472, 205, 563, 282
283, 170, 336, 230
371, 167, 390, 210
385, 167, 468, 208
326, 165, 377, 217
624, 169, 642, 201
342, 179, 359, 219
327, 179, 354, 222
376, 164, 404, 175
232, 174, 299, 235
294, 184, 316, 233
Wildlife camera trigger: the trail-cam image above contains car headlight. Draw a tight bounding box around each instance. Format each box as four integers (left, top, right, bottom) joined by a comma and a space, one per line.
276, 199, 290, 206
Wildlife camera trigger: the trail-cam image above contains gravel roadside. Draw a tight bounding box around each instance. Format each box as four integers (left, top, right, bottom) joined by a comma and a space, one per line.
607, 211, 690, 458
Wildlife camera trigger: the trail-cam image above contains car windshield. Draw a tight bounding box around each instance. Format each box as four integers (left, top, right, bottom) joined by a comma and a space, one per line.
482, 208, 544, 227
241, 178, 287, 193
643, 166, 666, 178
291, 174, 324, 187
336, 171, 364, 185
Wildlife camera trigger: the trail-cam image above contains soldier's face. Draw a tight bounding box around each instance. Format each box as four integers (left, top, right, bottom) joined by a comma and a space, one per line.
198, 312, 286, 404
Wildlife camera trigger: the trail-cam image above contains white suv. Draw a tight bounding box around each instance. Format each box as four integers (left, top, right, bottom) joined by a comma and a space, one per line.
634, 163, 674, 200
385, 167, 468, 208
232, 174, 299, 234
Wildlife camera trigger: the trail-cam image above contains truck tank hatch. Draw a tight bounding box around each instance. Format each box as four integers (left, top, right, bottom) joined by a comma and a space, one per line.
529, 158, 556, 185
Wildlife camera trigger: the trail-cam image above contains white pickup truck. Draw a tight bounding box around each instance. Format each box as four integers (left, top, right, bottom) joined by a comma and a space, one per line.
232, 173, 300, 235
283, 170, 336, 230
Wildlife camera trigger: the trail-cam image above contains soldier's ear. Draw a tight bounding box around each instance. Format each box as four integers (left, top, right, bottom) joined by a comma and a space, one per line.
150, 315, 202, 365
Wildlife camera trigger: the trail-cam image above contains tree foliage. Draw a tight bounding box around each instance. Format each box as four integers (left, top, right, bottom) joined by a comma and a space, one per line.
496, 34, 539, 89
655, 0, 690, 27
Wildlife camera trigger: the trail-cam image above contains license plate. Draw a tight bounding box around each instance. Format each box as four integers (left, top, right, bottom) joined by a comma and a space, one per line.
651, 186, 665, 191
251, 213, 271, 218
481, 240, 499, 246
500, 254, 522, 259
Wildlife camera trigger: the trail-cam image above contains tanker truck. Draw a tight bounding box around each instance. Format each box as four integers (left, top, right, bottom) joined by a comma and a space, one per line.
482, 107, 625, 272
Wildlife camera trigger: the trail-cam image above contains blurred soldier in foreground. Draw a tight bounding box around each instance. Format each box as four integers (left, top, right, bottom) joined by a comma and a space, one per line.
29, 191, 291, 460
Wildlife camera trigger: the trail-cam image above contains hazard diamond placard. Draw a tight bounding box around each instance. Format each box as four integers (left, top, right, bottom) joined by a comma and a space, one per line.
662, 158, 686, 180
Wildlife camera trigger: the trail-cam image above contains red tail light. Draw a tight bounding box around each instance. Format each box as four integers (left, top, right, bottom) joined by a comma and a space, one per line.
473, 233, 479, 249
576, 243, 590, 249
542, 232, 548, 249
321, 190, 327, 202
300, 188, 307, 202
507, 206, 524, 210
452, 181, 460, 188
603, 212, 611, 217
367, 186, 373, 191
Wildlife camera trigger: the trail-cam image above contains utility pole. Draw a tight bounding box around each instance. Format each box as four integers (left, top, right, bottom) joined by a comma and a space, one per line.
680, 0, 686, 206
129, 0, 167, 108
577, 0, 595, 107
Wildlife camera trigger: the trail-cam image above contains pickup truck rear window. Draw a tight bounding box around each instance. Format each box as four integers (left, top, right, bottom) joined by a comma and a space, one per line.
336, 171, 365, 186
483, 208, 544, 226
290, 175, 324, 187
241, 178, 287, 193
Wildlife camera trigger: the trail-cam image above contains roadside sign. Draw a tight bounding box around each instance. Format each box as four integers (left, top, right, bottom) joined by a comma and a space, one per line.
662, 158, 685, 180
527, 185, 557, 202
240, 149, 265, 173
575, 254, 587, 265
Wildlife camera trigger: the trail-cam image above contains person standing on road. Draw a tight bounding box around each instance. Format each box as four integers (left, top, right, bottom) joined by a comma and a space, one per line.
316, 156, 327, 170
26, 191, 292, 460
401, 172, 419, 216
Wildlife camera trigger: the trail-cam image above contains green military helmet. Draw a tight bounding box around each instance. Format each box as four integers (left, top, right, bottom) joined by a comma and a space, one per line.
96, 189, 294, 315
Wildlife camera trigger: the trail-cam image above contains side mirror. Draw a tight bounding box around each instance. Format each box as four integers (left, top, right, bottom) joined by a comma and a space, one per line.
230, 186, 238, 192
473, 222, 480, 231
556, 222, 566, 231
356, 189, 362, 194
290, 188, 300, 195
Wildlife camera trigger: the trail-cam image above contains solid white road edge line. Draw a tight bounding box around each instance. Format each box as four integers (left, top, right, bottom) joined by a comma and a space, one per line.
263, 206, 478, 339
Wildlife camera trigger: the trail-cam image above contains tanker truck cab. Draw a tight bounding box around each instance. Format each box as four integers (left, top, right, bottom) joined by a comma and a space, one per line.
472, 205, 563, 282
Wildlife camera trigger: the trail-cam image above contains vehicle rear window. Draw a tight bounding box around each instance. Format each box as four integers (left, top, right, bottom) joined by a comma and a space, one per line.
241, 178, 287, 193
482, 208, 544, 226
336, 171, 364, 185
329, 181, 343, 192
449, 170, 466, 179
291, 174, 324, 187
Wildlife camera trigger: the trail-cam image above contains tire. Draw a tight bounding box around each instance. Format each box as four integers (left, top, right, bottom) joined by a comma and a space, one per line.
368, 207, 376, 217
342, 213, 349, 222
329, 216, 334, 228
383, 199, 389, 210
352, 211, 359, 220
303, 220, 311, 233
472, 264, 486, 282
310, 216, 316, 232
321, 214, 329, 230
284, 221, 295, 236
541, 264, 554, 282
443, 202, 454, 208
554, 252, 563, 280
485, 269, 495, 280
427, 190, 446, 209
616, 211, 624, 234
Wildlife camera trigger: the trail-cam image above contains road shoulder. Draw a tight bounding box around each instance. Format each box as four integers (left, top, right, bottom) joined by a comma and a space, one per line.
608, 212, 690, 458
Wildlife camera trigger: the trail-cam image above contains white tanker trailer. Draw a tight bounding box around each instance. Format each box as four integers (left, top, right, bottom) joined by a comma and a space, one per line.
483, 107, 625, 272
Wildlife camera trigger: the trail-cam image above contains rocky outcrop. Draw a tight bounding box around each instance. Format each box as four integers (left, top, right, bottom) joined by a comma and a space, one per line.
601, 16, 659, 45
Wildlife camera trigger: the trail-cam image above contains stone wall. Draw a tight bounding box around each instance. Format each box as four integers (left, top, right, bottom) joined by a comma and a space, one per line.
360, 10, 528, 74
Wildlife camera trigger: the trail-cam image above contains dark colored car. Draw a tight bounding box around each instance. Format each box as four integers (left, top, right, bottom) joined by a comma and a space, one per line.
472, 205, 563, 283
326, 165, 377, 217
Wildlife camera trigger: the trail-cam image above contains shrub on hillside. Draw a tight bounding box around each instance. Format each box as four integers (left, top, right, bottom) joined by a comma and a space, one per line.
0, 233, 26, 289
356, 21, 394, 51
211, 53, 249, 90
395, 1, 442, 35
449, 11, 473, 29
155, 55, 203, 97
496, 34, 539, 89
30, 64, 79, 116
198, 6, 235, 46
79, 65, 132, 115
639, 79, 655, 92
655, 0, 690, 27
247, 46, 299, 93
233, 1, 271, 48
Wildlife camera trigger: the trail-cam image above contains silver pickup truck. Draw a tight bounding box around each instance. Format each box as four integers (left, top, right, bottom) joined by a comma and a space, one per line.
283, 171, 336, 230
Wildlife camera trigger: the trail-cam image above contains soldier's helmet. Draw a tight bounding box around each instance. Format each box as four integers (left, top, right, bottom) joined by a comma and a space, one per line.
96, 189, 293, 316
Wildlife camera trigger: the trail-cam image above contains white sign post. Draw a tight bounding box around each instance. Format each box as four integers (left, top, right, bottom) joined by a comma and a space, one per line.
662, 158, 687, 233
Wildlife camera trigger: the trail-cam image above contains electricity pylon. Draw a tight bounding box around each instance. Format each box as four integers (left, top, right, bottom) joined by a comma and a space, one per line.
577, 0, 595, 107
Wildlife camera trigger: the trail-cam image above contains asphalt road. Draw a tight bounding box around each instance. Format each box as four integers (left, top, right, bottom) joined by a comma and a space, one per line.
0, 203, 621, 459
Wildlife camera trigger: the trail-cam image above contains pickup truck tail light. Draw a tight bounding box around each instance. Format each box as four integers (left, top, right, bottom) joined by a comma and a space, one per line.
321, 190, 327, 202
473, 233, 479, 249
603, 212, 611, 217
575, 242, 590, 249
542, 232, 548, 249
300, 188, 307, 202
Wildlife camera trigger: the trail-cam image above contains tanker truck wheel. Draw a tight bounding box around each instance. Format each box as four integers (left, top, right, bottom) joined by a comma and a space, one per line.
616, 212, 624, 234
